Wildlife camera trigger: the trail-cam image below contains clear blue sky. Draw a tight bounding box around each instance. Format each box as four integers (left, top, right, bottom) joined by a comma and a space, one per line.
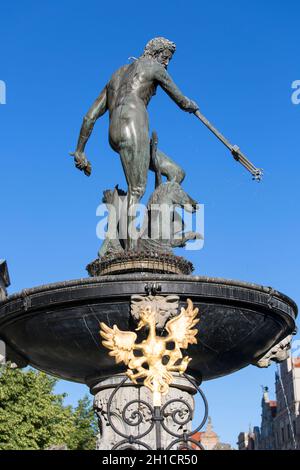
1, 0, 299, 448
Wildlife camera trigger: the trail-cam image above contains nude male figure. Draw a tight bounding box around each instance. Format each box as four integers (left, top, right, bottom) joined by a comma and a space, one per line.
71, 37, 199, 249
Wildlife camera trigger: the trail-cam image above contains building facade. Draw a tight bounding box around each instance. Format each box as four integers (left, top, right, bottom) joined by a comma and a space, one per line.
237, 428, 258, 450
273, 356, 300, 449
238, 355, 300, 450
193, 417, 232, 450
0, 259, 10, 301
0, 260, 10, 364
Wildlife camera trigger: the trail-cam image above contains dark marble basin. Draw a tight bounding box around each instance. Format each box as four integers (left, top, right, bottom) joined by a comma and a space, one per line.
0, 274, 297, 386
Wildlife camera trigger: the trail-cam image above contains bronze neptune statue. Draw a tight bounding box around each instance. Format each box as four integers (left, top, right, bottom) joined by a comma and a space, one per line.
71, 37, 262, 258
71, 37, 199, 249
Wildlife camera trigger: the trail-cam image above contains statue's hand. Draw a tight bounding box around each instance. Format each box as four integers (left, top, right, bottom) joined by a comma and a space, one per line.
184, 99, 199, 114
69, 151, 92, 176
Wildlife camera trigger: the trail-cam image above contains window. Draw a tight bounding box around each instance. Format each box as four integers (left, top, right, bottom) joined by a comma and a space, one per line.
281, 427, 285, 443
287, 423, 291, 440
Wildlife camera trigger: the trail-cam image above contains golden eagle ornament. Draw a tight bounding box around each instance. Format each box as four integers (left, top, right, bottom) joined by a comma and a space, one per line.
99, 299, 199, 406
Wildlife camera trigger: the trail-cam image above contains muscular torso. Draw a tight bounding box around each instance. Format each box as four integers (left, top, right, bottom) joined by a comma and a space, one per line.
107, 58, 158, 116
106, 57, 191, 152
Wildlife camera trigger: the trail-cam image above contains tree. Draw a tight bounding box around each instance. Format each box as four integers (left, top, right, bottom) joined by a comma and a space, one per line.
68, 395, 98, 450
0, 365, 97, 450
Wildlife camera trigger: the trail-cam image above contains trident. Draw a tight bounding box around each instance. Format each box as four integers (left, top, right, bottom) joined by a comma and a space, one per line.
194, 110, 263, 181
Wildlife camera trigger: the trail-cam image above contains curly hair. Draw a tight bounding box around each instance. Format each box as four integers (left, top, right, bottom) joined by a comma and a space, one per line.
142, 37, 176, 59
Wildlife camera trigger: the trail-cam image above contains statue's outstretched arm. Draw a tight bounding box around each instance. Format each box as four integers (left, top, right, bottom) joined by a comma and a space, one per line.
70, 86, 108, 176
154, 65, 198, 114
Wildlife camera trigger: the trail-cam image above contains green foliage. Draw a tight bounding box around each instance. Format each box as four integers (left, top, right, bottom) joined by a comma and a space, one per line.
68, 395, 98, 450
0, 366, 97, 450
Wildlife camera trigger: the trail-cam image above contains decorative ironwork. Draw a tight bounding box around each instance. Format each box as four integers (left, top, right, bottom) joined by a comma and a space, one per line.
95, 373, 208, 450
100, 299, 199, 406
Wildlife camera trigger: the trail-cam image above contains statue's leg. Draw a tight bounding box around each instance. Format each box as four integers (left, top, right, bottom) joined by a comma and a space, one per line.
119, 137, 150, 250
109, 108, 150, 250
150, 149, 185, 184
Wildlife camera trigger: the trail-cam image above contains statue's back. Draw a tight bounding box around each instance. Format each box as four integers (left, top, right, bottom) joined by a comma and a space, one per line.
107, 58, 157, 112
106, 64, 129, 113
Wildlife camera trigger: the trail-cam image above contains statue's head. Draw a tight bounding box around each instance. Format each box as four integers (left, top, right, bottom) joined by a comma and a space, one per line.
142, 37, 176, 68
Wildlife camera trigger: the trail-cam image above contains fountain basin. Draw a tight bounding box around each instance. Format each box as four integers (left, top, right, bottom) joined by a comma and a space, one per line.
0, 274, 297, 385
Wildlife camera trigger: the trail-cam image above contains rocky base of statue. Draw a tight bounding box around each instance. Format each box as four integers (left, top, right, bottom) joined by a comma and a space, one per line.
87, 250, 194, 276
87, 181, 201, 276
92, 374, 204, 451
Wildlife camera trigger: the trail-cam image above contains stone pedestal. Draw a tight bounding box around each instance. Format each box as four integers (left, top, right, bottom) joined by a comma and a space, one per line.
92, 374, 198, 450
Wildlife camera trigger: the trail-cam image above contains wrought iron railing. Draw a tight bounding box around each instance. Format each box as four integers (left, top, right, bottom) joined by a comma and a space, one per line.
95, 373, 208, 450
